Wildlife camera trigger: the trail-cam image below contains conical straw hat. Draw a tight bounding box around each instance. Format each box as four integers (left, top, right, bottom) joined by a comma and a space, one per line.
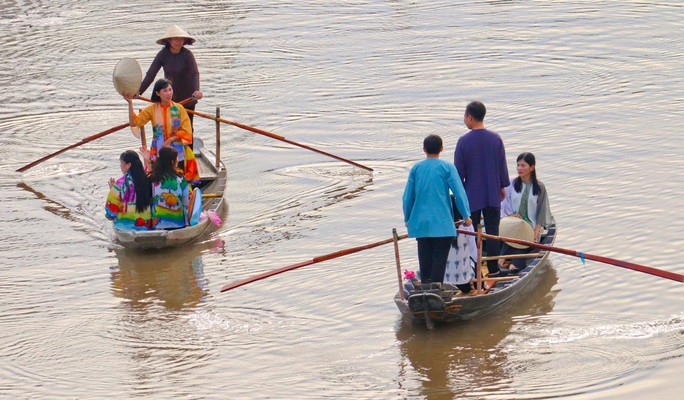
499, 216, 534, 249
156, 25, 196, 45
112, 58, 142, 97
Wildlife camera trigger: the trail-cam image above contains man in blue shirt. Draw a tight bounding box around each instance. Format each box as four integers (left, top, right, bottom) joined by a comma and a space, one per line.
403, 134, 472, 285
454, 101, 510, 277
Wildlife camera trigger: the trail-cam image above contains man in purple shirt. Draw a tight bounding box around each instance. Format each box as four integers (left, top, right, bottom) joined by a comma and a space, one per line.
454, 101, 510, 276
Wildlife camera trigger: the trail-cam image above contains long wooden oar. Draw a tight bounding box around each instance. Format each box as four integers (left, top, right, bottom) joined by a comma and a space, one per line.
221, 234, 408, 292
137, 96, 373, 172
457, 228, 684, 283
16, 97, 195, 173
16, 122, 130, 172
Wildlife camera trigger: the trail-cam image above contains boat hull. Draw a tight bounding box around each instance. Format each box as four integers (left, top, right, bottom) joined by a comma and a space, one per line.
395, 223, 557, 322
114, 139, 227, 250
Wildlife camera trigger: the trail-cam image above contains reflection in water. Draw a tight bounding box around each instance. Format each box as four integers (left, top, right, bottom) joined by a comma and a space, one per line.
396, 265, 559, 398
108, 239, 226, 395
17, 182, 75, 221
111, 239, 224, 311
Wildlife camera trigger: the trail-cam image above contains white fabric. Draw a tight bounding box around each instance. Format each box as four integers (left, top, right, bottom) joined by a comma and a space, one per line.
501, 180, 540, 227
444, 223, 477, 285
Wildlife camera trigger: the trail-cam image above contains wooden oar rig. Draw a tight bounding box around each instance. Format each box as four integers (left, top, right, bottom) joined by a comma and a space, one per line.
137, 96, 374, 172
457, 228, 684, 283
221, 233, 408, 292
16, 97, 194, 173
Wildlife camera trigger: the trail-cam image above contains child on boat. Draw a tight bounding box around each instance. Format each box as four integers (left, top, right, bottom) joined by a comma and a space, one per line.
146, 146, 190, 229
402, 134, 472, 286
105, 150, 154, 230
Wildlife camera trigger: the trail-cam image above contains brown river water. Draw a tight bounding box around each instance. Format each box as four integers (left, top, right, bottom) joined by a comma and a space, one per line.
2, 1, 684, 398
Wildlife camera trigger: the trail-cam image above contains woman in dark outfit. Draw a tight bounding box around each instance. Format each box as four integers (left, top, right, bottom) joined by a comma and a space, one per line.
137, 25, 203, 128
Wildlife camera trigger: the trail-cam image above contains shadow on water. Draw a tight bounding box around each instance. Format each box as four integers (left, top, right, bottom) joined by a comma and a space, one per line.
110, 238, 226, 311
395, 264, 559, 399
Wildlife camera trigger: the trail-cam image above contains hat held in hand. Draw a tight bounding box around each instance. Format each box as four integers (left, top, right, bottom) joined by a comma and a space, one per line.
113, 58, 142, 97
499, 216, 534, 249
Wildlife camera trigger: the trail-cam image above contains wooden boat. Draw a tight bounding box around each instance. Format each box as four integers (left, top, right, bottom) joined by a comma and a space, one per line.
394, 222, 557, 324
115, 137, 227, 250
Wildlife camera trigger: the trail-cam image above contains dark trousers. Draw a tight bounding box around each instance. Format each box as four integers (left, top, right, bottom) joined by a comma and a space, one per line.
417, 237, 453, 283
471, 207, 501, 273
501, 243, 530, 269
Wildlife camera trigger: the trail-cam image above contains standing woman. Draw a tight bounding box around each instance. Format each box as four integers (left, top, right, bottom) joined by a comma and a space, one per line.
499, 152, 554, 272
137, 25, 203, 127
126, 78, 199, 183
146, 147, 190, 230
106, 150, 153, 230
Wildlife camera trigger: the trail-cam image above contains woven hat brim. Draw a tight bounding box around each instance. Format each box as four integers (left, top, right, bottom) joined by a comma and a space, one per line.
156, 25, 196, 45
113, 58, 142, 97
499, 216, 534, 249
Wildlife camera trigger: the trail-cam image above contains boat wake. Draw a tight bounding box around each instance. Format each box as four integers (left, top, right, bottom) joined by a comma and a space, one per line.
186, 310, 264, 334
525, 312, 684, 346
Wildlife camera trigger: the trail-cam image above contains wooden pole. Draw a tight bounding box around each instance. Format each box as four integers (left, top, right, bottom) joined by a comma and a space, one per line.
221, 233, 408, 292
457, 228, 684, 283
191, 110, 372, 171
16, 97, 195, 173
393, 228, 405, 301
138, 110, 146, 148
476, 224, 483, 294
16, 123, 129, 172
215, 106, 221, 168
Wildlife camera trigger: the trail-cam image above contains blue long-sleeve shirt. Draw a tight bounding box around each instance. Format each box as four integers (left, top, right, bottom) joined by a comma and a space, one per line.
403, 158, 471, 238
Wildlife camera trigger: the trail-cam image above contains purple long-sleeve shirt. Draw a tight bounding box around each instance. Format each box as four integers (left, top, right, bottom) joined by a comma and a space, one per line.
454, 129, 510, 212
139, 47, 200, 107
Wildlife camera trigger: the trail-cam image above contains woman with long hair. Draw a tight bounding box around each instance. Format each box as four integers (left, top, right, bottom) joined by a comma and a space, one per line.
125, 78, 199, 183
105, 149, 153, 230
499, 152, 554, 272
147, 146, 190, 230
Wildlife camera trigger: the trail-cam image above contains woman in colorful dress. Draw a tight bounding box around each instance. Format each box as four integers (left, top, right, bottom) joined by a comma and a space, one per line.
147, 146, 190, 230
137, 24, 203, 127
499, 152, 553, 272
105, 150, 153, 230
126, 78, 199, 183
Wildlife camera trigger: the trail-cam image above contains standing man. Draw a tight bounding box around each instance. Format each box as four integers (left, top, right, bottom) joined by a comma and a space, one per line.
454, 101, 510, 277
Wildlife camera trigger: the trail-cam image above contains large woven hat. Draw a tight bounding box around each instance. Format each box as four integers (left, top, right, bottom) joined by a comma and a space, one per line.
112, 58, 142, 97
156, 25, 196, 45
499, 216, 534, 249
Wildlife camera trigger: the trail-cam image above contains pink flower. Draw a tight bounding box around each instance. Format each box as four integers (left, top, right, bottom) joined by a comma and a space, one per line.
200, 210, 223, 227
403, 270, 416, 280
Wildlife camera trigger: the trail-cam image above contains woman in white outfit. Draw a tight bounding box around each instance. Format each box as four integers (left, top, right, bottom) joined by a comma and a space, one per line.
499, 152, 553, 273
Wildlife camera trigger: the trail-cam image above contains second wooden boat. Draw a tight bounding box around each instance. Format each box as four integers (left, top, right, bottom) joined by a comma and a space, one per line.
394, 222, 557, 324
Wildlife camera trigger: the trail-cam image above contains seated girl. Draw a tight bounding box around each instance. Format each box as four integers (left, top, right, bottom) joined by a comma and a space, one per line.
146, 146, 190, 230
499, 152, 553, 273
105, 150, 153, 230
